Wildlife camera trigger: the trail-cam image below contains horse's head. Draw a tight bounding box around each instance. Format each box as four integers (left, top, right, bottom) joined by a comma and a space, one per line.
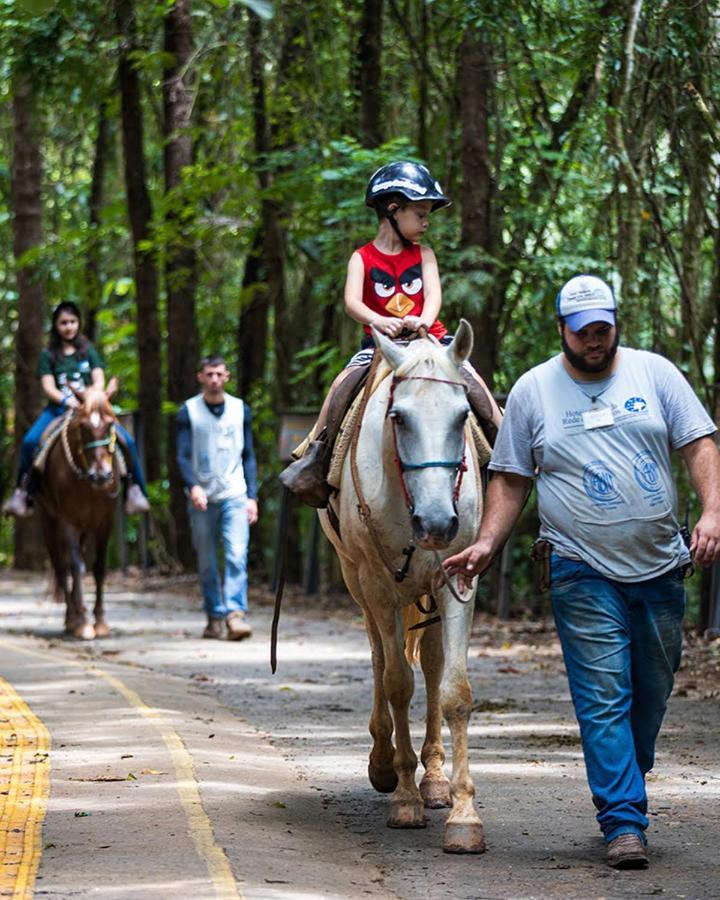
372, 322, 474, 550
71, 379, 119, 487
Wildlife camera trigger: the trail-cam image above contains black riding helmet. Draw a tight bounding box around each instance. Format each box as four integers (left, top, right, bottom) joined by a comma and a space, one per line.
365, 160, 451, 212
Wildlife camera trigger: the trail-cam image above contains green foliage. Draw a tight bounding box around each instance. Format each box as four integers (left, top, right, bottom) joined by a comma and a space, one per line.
0, 0, 718, 622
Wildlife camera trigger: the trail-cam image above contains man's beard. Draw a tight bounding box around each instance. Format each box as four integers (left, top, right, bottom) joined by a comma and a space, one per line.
561, 327, 620, 374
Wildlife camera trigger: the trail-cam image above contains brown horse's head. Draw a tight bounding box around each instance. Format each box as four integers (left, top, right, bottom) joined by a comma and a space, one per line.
69, 378, 119, 487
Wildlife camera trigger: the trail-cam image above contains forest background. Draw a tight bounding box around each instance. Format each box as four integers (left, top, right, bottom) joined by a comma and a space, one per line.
1, 0, 719, 629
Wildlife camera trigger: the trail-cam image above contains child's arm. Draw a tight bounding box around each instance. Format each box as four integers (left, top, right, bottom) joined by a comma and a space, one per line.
404, 245, 441, 332
344, 252, 404, 337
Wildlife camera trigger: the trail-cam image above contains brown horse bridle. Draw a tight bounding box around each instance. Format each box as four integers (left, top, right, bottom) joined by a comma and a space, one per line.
60, 411, 121, 496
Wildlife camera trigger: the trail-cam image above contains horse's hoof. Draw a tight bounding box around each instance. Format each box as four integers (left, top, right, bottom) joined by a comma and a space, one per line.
73, 623, 95, 641
443, 821, 486, 854
94, 620, 110, 638
387, 799, 427, 829
369, 763, 398, 794
420, 775, 452, 809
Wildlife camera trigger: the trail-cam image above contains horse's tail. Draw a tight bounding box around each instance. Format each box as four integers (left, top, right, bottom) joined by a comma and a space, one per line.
403, 601, 431, 665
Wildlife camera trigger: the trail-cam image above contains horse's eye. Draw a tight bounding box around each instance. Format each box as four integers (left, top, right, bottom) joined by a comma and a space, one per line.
390, 410, 404, 426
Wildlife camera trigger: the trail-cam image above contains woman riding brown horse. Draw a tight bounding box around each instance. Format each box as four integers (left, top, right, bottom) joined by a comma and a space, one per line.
38, 381, 122, 640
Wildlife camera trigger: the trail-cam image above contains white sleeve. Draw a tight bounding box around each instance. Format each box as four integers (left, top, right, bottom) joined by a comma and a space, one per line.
651, 354, 716, 449
488, 372, 539, 478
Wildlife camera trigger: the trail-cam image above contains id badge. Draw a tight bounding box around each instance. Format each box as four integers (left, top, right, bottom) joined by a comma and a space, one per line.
582, 406, 615, 430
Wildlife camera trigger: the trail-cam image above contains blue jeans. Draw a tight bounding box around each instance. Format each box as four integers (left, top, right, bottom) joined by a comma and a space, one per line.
550, 555, 685, 844
18, 405, 147, 494
115, 423, 147, 493
188, 496, 249, 619
18, 404, 64, 481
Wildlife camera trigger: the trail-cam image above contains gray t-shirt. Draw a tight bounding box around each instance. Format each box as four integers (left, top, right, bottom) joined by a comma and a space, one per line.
491, 347, 716, 581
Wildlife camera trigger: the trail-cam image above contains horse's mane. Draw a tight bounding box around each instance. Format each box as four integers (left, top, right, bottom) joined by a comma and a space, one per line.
394, 336, 462, 382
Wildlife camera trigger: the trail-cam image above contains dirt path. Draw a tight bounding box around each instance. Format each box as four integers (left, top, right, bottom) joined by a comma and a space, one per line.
0, 571, 718, 899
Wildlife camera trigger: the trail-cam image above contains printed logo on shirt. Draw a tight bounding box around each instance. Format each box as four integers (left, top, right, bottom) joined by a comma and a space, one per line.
624, 396, 647, 413
582, 460, 623, 507
633, 449, 660, 493
632, 449, 667, 508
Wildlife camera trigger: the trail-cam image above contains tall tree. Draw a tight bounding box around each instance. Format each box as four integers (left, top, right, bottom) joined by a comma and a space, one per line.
116, 0, 162, 480
164, 0, 199, 566
10, 73, 46, 569
84, 102, 110, 343
354, 0, 384, 147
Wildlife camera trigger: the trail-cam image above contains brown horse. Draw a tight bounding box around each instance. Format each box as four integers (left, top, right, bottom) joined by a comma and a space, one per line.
37, 380, 121, 640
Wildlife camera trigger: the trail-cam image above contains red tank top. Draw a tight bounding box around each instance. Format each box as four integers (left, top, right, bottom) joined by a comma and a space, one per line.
356, 242, 447, 339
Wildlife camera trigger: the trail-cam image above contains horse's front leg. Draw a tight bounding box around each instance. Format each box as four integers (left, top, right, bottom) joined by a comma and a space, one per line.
92, 528, 111, 638
339, 563, 396, 793
371, 599, 426, 829
419, 622, 452, 808
68, 529, 93, 641
364, 610, 398, 793
438, 592, 485, 853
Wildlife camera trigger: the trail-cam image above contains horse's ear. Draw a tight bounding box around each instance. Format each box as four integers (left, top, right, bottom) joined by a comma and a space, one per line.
69, 384, 85, 402
447, 319, 474, 367
105, 377, 119, 401
371, 325, 405, 371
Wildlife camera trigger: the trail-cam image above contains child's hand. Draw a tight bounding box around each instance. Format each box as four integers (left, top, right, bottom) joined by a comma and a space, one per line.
372, 318, 405, 338
402, 316, 424, 332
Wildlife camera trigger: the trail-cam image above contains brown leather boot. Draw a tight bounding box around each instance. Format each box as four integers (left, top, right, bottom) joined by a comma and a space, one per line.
279, 364, 370, 508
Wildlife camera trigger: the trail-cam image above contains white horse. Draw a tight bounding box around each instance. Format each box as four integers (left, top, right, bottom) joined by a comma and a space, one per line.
319, 320, 485, 854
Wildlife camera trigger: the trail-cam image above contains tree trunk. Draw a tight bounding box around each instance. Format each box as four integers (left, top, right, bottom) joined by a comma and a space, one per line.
116, 0, 162, 481
11, 74, 46, 569
84, 104, 109, 343
458, 26, 499, 385
164, 0, 199, 567
238, 228, 269, 398
354, 0, 383, 147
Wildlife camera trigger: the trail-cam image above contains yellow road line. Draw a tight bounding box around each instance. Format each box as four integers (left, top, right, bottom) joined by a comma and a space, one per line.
0, 641, 242, 900
0, 676, 51, 900
90, 667, 243, 900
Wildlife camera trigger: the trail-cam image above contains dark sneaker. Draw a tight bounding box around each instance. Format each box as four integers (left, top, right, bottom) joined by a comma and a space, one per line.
125, 484, 150, 515
2, 488, 32, 518
202, 617, 225, 640
607, 834, 648, 869
226, 611, 252, 641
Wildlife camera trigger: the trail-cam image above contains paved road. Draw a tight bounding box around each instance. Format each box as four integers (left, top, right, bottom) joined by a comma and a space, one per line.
0, 571, 718, 899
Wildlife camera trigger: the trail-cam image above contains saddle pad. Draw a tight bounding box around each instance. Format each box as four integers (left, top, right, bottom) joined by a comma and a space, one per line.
32, 414, 71, 474
327, 362, 391, 490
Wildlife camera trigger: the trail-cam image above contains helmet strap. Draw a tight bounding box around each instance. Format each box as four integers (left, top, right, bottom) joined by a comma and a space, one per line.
385, 207, 412, 248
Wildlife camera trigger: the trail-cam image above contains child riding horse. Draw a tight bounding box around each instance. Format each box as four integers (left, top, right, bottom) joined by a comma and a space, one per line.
3, 301, 149, 518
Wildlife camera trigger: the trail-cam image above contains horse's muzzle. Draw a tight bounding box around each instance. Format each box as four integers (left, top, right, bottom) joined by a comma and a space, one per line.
89, 469, 114, 486
411, 512, 459, 549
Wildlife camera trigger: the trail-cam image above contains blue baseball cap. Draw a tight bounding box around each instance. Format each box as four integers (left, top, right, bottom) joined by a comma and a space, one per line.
556, 275, 616, 332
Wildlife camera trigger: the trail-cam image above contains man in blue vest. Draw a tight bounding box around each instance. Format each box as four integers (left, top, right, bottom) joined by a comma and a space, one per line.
444, 275, 720, 870
176, 354, 258, 640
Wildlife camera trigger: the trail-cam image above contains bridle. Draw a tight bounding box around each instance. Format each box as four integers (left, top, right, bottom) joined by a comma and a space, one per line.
61, 410, 121, 496
386, 374, 468, 513
349, 352, 476, 608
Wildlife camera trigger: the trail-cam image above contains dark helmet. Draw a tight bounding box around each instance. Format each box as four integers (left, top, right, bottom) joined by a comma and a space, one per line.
365, 161, 451, 212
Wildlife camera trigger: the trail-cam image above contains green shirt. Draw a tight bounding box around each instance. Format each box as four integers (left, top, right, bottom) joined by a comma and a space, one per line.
37, 345, 105, 396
